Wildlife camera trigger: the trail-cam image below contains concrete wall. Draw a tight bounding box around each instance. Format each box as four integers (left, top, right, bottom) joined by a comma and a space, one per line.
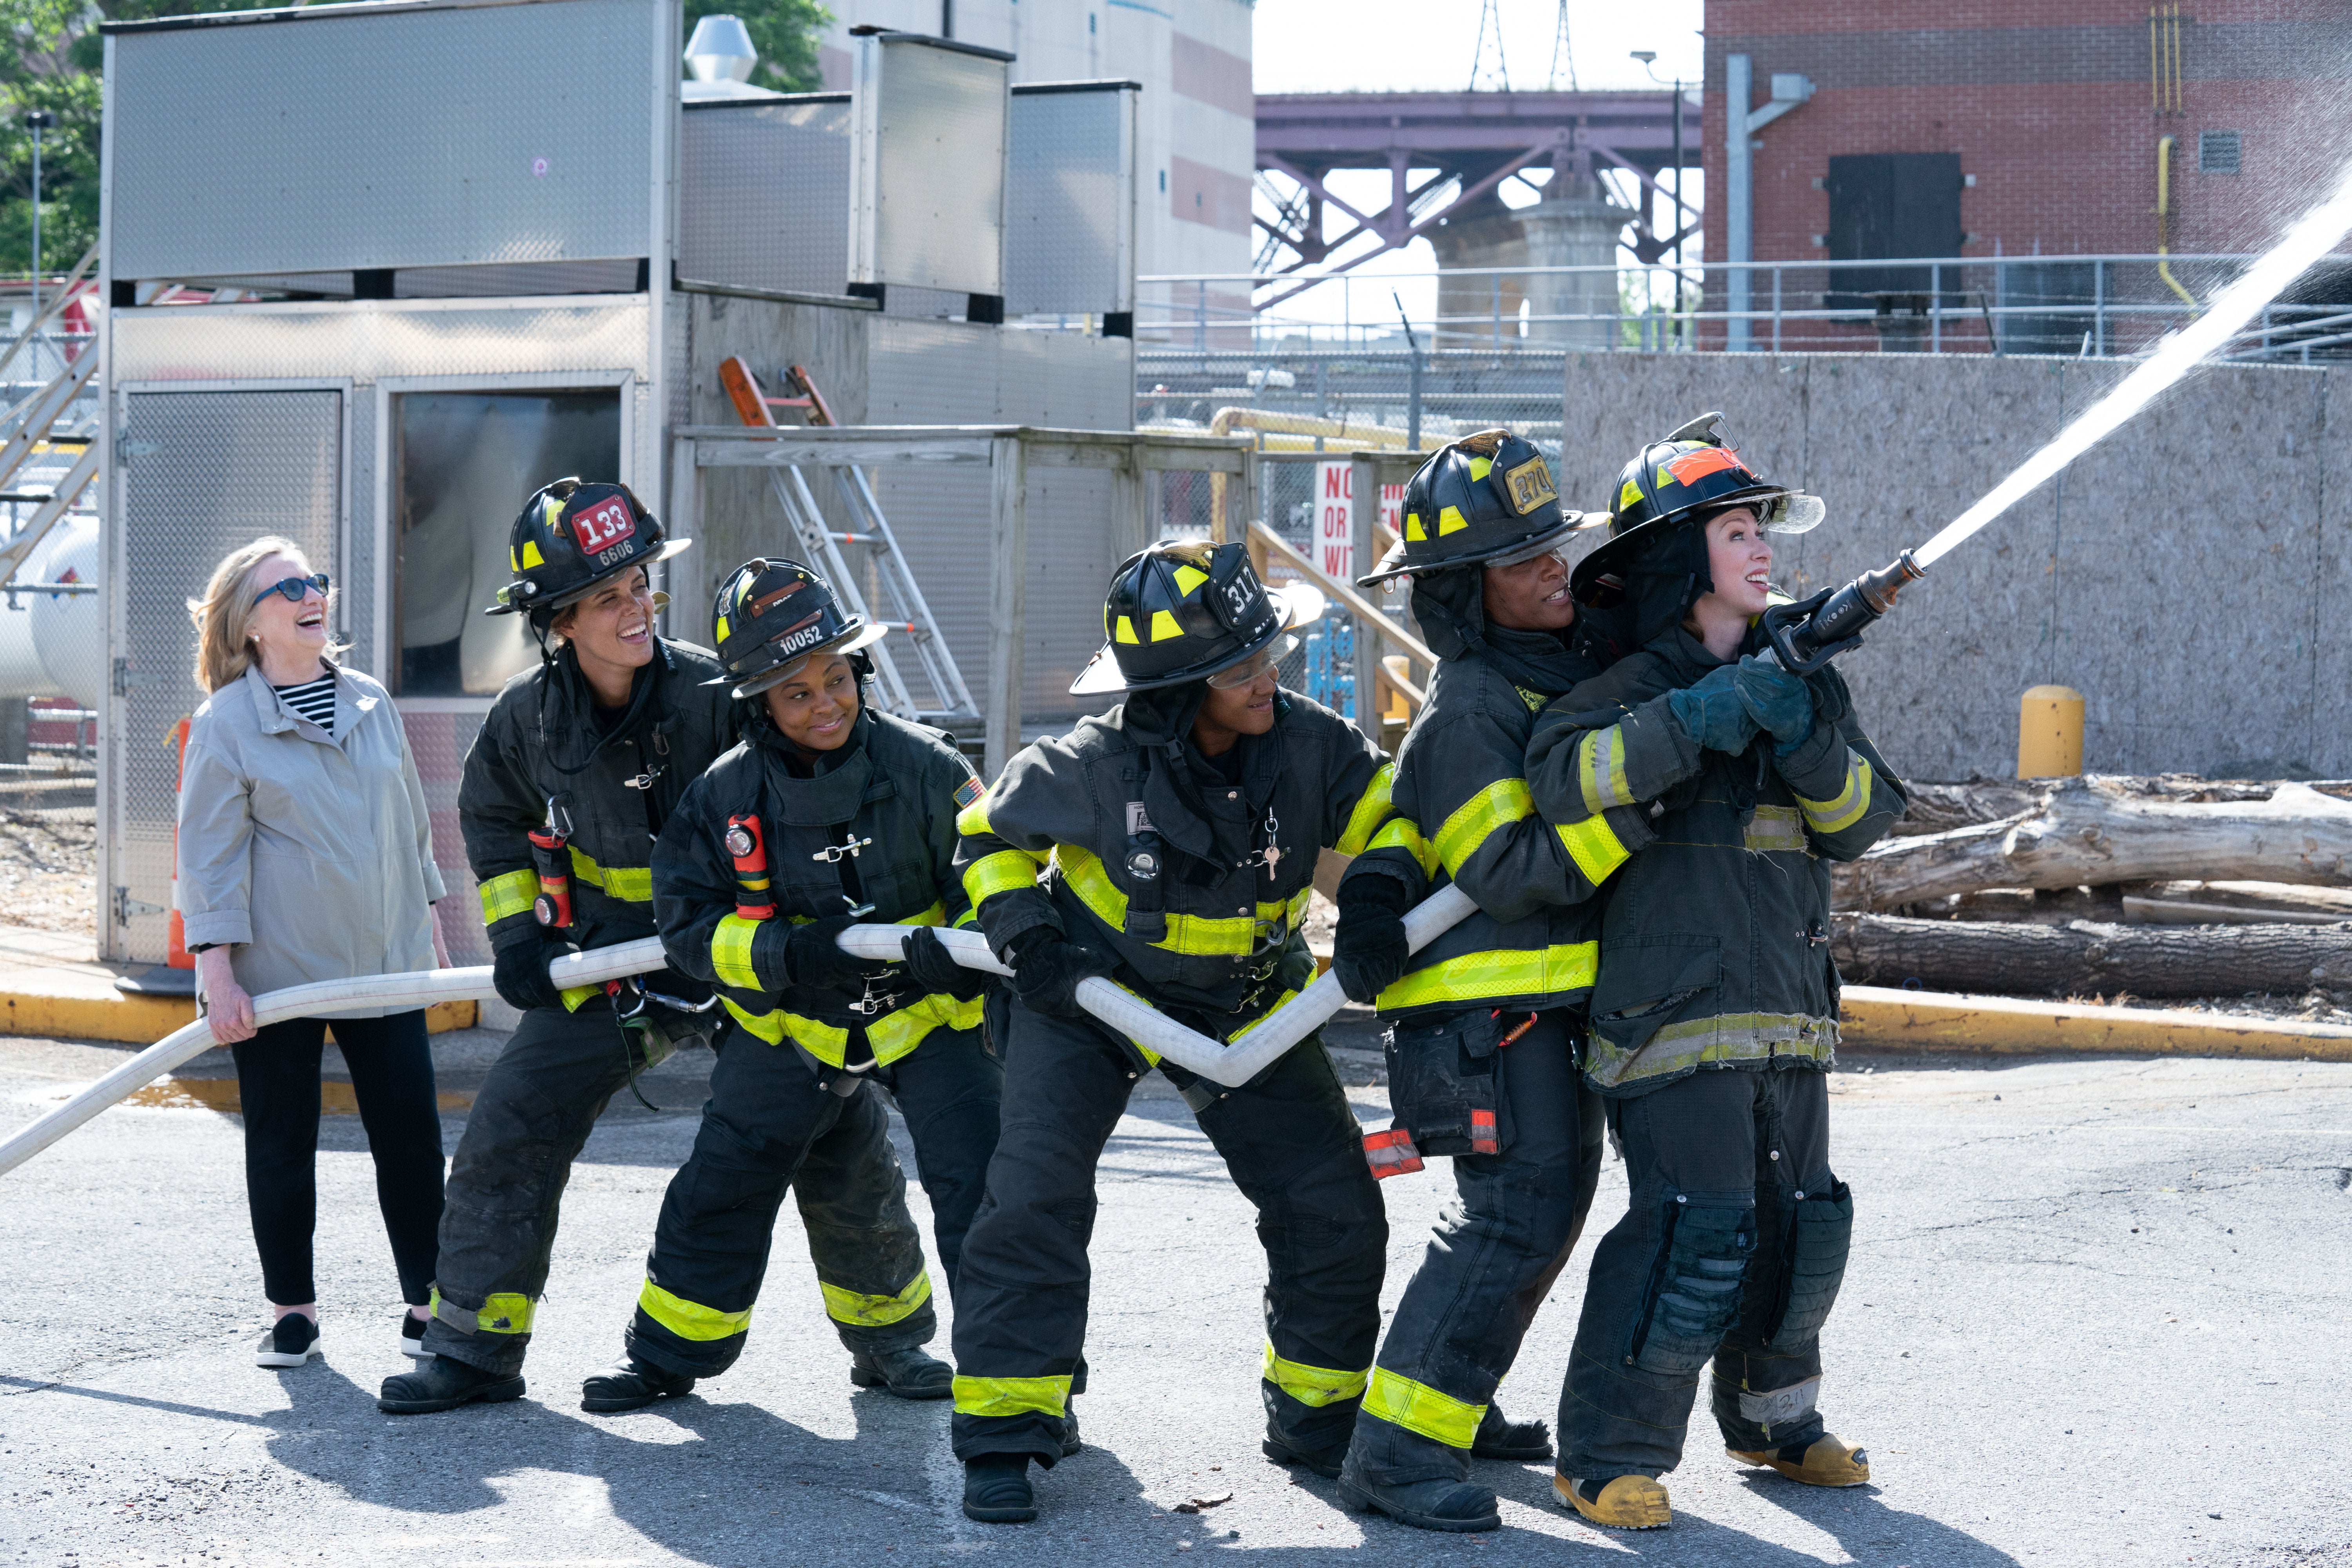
1557, 352, 2347, 781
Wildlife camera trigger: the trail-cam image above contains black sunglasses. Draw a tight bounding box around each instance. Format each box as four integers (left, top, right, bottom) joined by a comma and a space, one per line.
251, 572, 330, 608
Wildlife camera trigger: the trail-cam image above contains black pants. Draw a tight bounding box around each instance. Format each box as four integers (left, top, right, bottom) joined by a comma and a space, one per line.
949, 998, 1387, 1466
625, 1032, 936, 1381
1346, 1009, 1605, 1488
421, 999, 659, 1375
865, 1025, 1003, 1299
1558, 1064, 1852, 1483
230, 1010, 443, 1308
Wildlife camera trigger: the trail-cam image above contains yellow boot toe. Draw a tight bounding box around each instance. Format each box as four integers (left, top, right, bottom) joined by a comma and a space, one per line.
1553, 1473, 1671, 1530
1727, 1435, 1871, 1487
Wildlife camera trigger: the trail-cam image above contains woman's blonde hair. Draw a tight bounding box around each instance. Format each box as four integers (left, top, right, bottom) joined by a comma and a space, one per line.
187, 537, 343, 692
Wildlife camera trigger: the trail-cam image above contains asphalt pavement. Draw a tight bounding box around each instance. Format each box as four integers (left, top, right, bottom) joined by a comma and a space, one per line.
3, 1024, 2348, 1568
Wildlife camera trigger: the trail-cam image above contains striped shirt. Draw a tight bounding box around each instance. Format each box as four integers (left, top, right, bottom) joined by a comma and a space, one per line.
273, 675, 337, 735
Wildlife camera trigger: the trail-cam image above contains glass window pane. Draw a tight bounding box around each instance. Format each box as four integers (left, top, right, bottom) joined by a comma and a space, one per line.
392, 389, 622, 696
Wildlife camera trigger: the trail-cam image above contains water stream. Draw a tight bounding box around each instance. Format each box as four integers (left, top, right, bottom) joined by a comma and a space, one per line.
1912, 158, 2352, 569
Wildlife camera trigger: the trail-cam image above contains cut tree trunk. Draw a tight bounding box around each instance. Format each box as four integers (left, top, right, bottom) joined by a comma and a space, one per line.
1833, 778, 2352, 912
1831, 912, 2352, 998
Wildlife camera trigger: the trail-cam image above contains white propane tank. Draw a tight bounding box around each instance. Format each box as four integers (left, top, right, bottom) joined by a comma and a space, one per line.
0, 515, 102, 708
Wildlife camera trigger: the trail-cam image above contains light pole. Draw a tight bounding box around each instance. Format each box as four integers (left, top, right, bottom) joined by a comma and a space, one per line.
24, 111, 54, 349
1632, 51, 1682, 345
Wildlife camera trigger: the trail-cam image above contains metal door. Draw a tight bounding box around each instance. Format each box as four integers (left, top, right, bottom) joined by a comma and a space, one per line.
107, 388, 343, 963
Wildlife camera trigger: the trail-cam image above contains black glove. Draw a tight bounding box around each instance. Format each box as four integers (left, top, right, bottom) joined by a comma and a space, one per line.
1331, 873, 1412, 1005
902, 925, 988, 1001
782, 913, 894, 992
492, 932, 571, 1013
1005, 927, 1114, 1020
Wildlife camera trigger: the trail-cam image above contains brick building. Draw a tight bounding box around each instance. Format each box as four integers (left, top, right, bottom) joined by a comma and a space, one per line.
1702, 2, 2352, 350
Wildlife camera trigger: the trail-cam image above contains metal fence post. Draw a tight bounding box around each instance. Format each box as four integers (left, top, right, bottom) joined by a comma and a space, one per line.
1772, 265, 1783, 354
1492, 272, 1501, 346
1930, 263, 1942, 354
2093, 261, 2105, 356
1195, 280, 1207, 351
1349, 453, 1380, 729
985, 434, 1027, 779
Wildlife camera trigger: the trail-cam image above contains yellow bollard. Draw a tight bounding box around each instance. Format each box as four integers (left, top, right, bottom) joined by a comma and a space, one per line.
2018, 685, 2085, 778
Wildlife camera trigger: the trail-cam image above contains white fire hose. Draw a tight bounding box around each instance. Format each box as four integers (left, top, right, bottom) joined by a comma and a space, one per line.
0, 884, 1474, 1179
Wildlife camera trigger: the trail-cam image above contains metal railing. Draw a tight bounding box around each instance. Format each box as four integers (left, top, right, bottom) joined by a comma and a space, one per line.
1136, 254, 2352, 363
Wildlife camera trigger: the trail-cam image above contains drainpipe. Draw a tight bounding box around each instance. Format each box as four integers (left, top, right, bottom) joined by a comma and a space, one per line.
2155, 135, 2199, 315
1725, 56, 1814, 352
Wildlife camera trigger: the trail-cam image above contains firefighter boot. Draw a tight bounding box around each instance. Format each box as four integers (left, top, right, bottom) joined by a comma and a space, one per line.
962, 1454, 1038, 1524
1728, 1435, 1871, 1487
1260, 1432, 1348, 1480
1337, 1465, 1502, 1534
580, 1357, 698, 1414
849, 1346, 954, 1400
1471, 1400, 1553, 1461
1059, 1397, 1083, 1457
377, 1356, 525, 1416
1555, 1474, 1672, 1530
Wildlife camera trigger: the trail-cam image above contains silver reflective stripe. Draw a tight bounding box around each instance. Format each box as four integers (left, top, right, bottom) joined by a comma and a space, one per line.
1737, 1375, 1822, 1428
432, 1298, 479, 1335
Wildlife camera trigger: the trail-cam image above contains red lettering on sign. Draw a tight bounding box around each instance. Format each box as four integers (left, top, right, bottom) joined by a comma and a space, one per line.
570, 496, 637, 555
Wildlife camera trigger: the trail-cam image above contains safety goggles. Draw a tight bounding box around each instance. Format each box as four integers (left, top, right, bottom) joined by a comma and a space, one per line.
252, 572, 330, 608
1205, 638, 1294, 690
1757, 493, 1827, 534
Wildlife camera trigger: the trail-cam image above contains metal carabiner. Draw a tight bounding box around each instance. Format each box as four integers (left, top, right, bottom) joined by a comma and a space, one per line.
811, 836, 874, 864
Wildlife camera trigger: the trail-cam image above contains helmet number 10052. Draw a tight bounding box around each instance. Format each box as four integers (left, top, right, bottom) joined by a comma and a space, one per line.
572, 497, 637, 556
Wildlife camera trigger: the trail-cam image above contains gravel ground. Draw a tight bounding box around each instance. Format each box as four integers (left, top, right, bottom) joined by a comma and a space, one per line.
0, 806, 94, 938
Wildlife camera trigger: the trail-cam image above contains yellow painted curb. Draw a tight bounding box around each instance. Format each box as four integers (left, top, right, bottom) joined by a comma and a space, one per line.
125, 1079, 477, 1115
1840, 985, 2352, 1063
0, 977, 476, 1045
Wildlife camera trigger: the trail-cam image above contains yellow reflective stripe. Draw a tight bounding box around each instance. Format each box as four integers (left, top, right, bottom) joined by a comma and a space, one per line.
428, 1287, 535, 1334
1377, 942, 1598, 1012
904, 900, 947, 927
1261, 1342, 1368, 1408
866, 991, 986, 1065
560, 983, 599, 1012
955, 795, 995, 837
1054, 845, 1286, 957
566, 845, 652, 902
712, 914, 763, 991
1797, 753, 1875, 835
1368, 815, 1438, 877
952, 906, 980, 929
477, 868, 539, 926
820, 1270, 933, 1327
721, 995, 787, 1044
1333, 762, 1396, 857
1742, 804, 1810, 853
1578, 726, 1635, 814
1432, 777, 1534, 877
1556, 813, 1633, 887
638, 1277, 751, 1342
1362, 1367, 1484, 1449
954, 1374, 1071, 1419
782, 1011, 852, 1065
964, 848, 1044, 909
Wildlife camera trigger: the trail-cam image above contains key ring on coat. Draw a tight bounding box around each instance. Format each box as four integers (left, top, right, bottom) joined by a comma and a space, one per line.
1244, 807, 1283, 878
811, 836, 873, 864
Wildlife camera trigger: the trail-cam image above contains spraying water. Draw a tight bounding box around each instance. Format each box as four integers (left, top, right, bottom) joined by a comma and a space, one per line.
1912, 158, 2352, 569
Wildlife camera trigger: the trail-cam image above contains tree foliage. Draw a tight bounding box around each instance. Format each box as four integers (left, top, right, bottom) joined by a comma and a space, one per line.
0, 0, 834, 282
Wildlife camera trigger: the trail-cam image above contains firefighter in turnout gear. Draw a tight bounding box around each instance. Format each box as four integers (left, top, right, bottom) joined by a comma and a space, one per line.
949, 540, 1395, 1525
1522, 414, 1900, 1530
582, 558, 989, 1412
381, 478, 758, 1415
1318, 429, 1651, 1532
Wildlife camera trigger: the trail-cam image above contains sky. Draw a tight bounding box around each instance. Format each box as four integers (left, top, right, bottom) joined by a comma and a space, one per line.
1244, 0, 1707, 338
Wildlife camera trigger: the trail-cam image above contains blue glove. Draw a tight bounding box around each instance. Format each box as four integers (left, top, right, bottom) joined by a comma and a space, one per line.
1732, 656, 1815, 751
1665, 664, 1760, 755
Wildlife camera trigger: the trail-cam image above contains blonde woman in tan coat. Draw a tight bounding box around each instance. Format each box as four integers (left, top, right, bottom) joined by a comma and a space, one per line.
178, 536, 451, 1371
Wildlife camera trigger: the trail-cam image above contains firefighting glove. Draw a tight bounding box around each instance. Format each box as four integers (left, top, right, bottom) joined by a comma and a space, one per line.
1732, 655, 1816, 752
1664, 662, 1760, 755
1331, 873, 1412, 1005
782, 913, 894, 993
1005, 927, 1115, 1020
901, 925, 988, 1002
492, 931, 573, 1014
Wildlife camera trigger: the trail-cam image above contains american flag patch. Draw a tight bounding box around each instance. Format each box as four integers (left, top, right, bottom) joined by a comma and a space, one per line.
954, 775, 985, 809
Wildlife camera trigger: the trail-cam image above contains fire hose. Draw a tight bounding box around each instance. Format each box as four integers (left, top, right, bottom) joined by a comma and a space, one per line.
0, 884, 1476, 1179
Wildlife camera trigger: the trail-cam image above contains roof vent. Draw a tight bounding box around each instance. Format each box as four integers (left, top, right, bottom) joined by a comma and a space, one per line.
685, 15, 757, 84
